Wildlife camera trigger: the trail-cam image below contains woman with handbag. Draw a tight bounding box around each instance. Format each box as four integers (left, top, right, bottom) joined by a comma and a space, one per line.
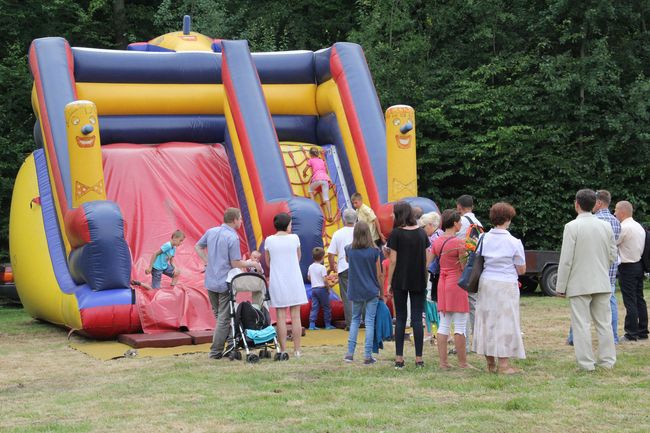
431, 209, 471, 369
473, 202, 526, 374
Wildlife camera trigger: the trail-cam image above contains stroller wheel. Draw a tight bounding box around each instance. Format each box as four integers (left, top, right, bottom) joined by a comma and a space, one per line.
234, 351, 242, 361
259, 349, 271, 359
274, 352, 281, 361
280, 352, 290, 361
246, 353, 260, 364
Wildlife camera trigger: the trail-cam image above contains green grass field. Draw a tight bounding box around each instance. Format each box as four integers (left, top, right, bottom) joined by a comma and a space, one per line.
1, 289, 650, 433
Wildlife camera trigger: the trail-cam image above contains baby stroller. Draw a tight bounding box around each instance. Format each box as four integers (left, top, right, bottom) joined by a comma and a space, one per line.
226, 272, 287, 363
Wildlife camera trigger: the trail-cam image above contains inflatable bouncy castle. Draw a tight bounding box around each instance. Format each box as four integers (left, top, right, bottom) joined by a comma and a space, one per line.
10, 18, 437, 339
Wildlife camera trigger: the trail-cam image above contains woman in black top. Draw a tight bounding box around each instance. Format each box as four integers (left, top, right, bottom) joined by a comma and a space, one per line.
387, 201, 431, 369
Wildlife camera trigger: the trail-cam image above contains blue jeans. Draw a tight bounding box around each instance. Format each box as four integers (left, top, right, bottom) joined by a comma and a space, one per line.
347, 297, 378, 359
568, 283, 618, 344
151, 264, 175, 289
309, 287, 332, 325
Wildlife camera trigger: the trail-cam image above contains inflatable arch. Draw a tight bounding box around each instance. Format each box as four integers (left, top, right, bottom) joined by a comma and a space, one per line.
10, 21, 437, 338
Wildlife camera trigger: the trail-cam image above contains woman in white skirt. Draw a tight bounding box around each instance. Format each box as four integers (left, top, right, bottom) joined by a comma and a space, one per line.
265, 212, 308, 358
473, 202, 527, 374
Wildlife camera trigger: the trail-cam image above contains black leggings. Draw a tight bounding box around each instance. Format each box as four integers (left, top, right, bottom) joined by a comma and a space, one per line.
393, 289, 425, 357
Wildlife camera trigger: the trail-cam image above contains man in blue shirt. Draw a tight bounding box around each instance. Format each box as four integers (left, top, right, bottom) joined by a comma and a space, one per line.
195, 208, 261, 359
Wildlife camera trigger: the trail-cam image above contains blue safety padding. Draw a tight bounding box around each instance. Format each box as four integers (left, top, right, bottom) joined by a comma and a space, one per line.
96, 115, 317, 146
332, 42, 387, 202
74, 284, 134, 309
252, 51, 315, 84
317, 113, 356, 196
211, 41, 222, 53
31, 37, 76, 207
322, 144, 350, 210
99, 115, 227, 144
68, 201, 132, 290
273, 115, 318, 143
403, 197, 440, 215
224, 129, 257, 253
314, 47, 332, 84
286, 197, 324, 280
73, 48, 222, 84
35, 149, 133, 308
73, 46, 315, 85
222, 40, 292, 201
35, 149, 83, 295
126, 43, 174, 52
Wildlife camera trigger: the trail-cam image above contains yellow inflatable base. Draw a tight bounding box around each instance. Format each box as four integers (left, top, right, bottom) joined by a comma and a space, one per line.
9, 153, 82, 329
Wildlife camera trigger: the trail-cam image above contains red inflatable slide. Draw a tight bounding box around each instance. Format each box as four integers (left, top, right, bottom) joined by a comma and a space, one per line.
103, 142, 249, 333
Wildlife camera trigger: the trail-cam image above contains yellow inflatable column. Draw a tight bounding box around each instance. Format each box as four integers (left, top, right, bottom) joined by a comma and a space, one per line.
386, 105, 417, 201
65, 101, 106, 208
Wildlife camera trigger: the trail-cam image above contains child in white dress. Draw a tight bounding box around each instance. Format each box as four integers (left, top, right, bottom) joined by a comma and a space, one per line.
264, 212, 308, 358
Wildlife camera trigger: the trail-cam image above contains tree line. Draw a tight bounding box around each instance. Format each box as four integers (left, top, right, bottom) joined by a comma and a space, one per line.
0, 0, 648, 260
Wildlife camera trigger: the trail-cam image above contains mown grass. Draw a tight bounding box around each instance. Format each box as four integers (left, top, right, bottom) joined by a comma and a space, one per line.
1, 287, 650, 433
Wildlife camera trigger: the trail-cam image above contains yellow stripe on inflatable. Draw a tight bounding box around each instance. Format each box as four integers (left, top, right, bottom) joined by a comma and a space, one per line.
316, 79, 369, 200
9, 153, 82, 329
76, 83, 224, 115
76, 83, 318, 116
223, 97, 264, 247
263, 84, 317, 115
385, 105, 417, 201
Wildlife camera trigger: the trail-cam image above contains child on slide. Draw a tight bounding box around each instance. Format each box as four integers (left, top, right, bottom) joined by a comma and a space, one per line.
302, 146, 333, 221
132, 230, 185, 289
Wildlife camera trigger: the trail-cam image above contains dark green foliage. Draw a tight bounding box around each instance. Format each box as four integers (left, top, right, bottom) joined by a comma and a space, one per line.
0, 0, 648, 261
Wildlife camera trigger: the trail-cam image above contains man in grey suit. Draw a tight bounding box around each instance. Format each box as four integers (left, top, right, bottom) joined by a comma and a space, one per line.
556, 189, 618, 371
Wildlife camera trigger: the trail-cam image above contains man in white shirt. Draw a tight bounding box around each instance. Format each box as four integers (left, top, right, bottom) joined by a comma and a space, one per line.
456, 194, 483, 353
328, 208, 357, 328
614, 200, 648, 342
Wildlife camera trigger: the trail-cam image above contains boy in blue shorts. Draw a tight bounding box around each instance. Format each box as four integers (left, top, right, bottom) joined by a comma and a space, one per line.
137, 230, 185, 289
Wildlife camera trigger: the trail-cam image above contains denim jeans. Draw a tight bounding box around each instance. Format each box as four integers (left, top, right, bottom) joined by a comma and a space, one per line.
347, 297, 379, 359
568, 283, 619, 344
309, 287, 332, 325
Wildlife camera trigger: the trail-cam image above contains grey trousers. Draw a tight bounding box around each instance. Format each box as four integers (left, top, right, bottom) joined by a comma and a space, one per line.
570, 292, 616, 371
466, 292, 477, 352
339, 270, 351, 327
208, 290, 233, 357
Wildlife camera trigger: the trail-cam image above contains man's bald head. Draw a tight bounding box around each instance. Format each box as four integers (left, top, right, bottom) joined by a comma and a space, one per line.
614, 200, 634, 222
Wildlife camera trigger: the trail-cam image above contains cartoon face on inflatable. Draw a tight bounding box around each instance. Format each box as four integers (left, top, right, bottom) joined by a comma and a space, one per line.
386, 105, 415, 149
65, 101, 98, 149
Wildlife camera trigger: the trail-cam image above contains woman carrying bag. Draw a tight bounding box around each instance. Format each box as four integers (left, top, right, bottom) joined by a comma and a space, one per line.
472, 202, 527, 374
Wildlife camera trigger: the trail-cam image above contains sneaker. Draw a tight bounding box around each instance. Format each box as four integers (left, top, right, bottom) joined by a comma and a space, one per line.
308, 324, 319, 331
448, 348, 457, 355
325, 325, 336, 330
208, 352, 223, 360
344, 354, 354, 362
415, 361, 425, 368
394, 360, 405, 370
620, 335, 638, 344
364, 357, 377, 365
294, 351, 301, 359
